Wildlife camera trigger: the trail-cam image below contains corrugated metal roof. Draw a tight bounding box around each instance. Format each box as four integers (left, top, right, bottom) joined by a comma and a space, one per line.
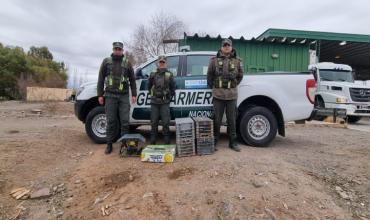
257, 28, 370, 43
184, 33, 308, 45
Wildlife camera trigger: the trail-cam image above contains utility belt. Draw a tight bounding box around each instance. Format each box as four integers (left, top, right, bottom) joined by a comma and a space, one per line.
214, 76, 237, 89
151, 87, 170, 100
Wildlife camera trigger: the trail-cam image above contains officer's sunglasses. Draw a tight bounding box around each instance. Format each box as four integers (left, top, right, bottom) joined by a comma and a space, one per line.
159, 60, 166, 63
222, 43, 231, 47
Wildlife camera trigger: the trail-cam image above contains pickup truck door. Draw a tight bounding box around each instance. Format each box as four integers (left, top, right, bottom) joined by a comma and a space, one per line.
132, 55, 181, 121
177, 54, 213, 118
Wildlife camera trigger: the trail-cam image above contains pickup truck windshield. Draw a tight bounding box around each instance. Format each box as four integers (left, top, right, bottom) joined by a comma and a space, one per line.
319, 70, 354, 82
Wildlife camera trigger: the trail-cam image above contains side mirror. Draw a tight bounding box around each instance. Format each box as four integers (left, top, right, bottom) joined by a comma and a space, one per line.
311, 69, 318, 82
135, 68, 143, 79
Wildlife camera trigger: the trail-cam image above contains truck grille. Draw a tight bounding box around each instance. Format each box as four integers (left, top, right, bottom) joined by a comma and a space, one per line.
349, 88, 370, 102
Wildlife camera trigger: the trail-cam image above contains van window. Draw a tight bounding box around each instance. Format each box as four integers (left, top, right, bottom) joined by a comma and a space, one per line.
320, 70, 354, 83
186, 55, 213, 76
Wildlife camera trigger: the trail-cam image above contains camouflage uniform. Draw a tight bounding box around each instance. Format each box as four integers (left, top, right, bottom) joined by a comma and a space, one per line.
97, 42, 137, 145
207, 39, 244, 150
147, 56, 176, 144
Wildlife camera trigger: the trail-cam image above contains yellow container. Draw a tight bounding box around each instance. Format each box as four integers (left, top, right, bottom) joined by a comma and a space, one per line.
141, 145, 176, 163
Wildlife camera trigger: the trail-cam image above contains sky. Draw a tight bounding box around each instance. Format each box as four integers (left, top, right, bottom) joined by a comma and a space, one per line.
1, 0, 370, 88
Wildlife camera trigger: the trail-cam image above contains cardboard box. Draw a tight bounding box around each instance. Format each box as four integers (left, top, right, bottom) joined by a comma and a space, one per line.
141, 145, 176, 163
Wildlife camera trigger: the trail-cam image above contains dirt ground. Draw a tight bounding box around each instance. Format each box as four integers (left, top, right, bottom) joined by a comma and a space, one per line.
0, 101, 369, 220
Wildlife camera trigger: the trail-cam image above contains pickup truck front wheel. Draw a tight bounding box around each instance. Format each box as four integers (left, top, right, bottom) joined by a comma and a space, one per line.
85, 106, 112, 144
239, 106, 278, 147
85, 106, 138, 144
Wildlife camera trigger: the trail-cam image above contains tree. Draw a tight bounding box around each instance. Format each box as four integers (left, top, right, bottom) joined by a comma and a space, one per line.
126, 12, 186, 65
125, 51, 136, 67
0, 43, 68, 99
0, 46, 29, 99
0, 69, 19, 99
28, 46, 53, 60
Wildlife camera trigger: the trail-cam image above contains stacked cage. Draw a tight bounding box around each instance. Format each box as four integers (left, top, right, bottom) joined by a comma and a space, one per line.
175, 118, 196, 157
192, 117, 215, 155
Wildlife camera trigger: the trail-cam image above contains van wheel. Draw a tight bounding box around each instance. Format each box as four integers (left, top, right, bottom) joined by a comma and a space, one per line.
314, 96, 326, 121
85, 106, 119, 144
239, 106, 277, 147
347, 116, 362, 124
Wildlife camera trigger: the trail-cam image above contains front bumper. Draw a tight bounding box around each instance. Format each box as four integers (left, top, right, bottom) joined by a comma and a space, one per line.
308, 108, 347, 120
74, 100, 87, 122
325, 103, 370, 116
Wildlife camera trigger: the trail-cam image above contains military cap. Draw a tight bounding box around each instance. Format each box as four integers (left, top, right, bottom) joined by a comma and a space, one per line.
112, 41, 123, 49
158, 55, 167, 62
222, 39, 232, 47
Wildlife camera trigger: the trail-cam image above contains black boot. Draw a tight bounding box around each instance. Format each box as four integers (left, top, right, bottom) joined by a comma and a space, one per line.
150, 134, 156, 145
164, 135, 170, 145
105, 143, 113, 154
229, 138, 241, 152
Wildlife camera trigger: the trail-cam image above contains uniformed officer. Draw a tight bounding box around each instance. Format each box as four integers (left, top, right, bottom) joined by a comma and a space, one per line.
147, 56, 176, 145
207, 39, 244, 152
97, 42, 137, 154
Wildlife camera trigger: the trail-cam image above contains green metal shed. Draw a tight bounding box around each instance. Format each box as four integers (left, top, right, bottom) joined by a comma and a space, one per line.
180, 33, 310, 73
178, 29, 370, 79
257, 28, 370, 80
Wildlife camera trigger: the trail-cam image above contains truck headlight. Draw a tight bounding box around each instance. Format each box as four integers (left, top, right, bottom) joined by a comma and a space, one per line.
336, 97, 346, 103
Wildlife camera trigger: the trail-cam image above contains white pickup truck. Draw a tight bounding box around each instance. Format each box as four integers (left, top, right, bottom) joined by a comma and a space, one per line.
74, 51, 316, 147
309, 62, 370, 123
